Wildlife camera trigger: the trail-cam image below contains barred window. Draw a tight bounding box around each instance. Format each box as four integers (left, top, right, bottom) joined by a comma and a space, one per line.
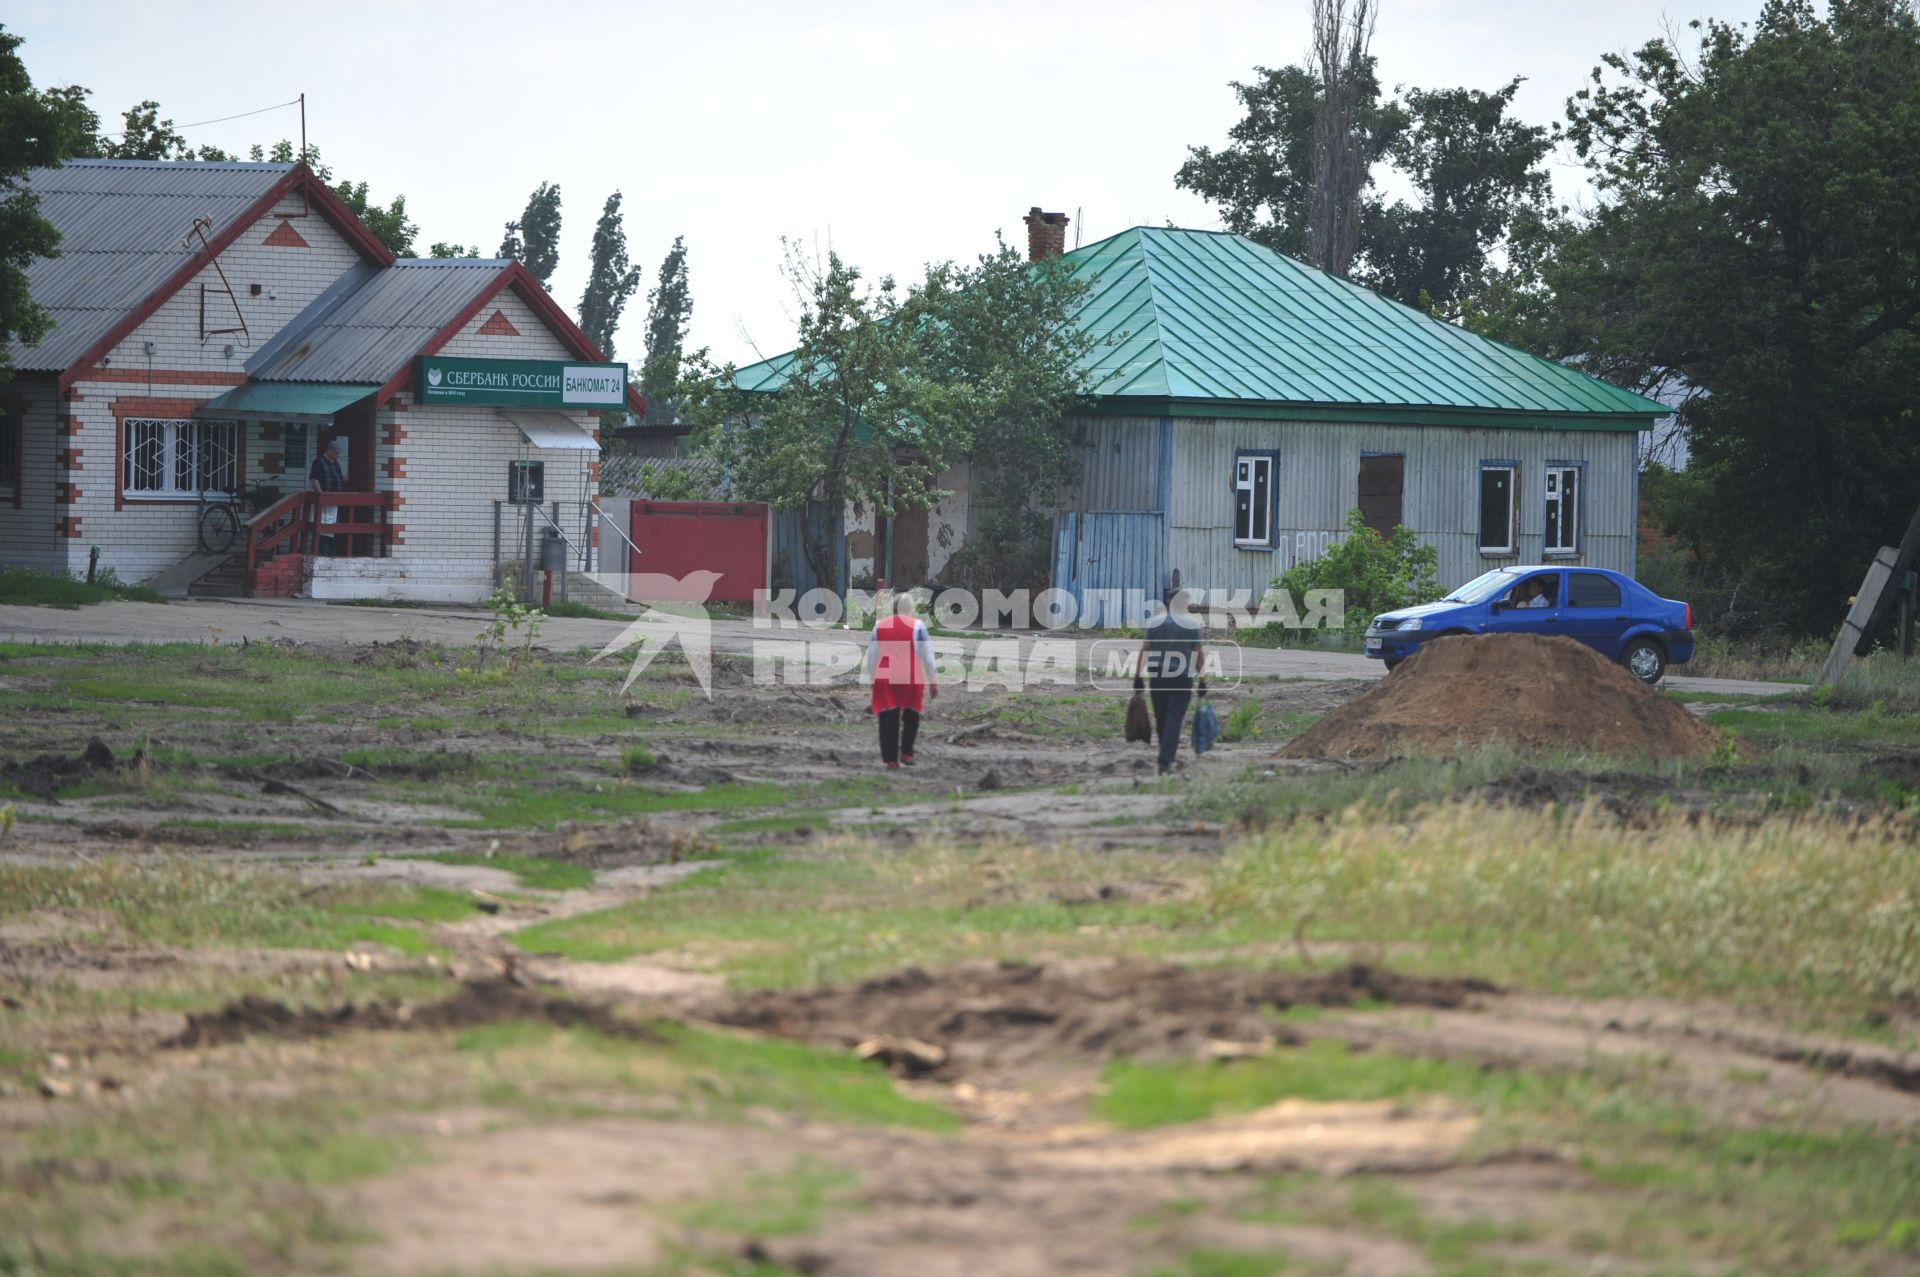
123, 418, 237, 498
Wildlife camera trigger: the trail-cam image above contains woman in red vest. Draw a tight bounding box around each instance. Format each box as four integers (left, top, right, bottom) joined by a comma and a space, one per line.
865, 592, 939, 769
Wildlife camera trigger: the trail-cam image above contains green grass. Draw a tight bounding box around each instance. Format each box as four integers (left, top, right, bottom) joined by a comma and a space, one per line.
0, 858, 474, 956
0, 566, 166, 608
451, 776, 894, 831
453, 1018, 957, 1133
1100, 1038, 1542, 1129
543, 600, 637, 621
678, 1158, 861, 1237
1147, 1250, 1293, 1277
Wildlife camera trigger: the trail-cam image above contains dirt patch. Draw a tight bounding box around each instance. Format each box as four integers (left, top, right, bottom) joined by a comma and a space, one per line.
703, 961, 1496, 1078
513, 816, 714, 869
1279, 634, 1718, 761
1, 737, 134, 799
164, 979, 658, 1049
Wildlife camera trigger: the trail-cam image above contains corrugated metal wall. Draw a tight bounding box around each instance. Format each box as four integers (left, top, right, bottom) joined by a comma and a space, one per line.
1064, 415, 1639, 597
1053, 511, 1165, 625
769, 501, 845, 595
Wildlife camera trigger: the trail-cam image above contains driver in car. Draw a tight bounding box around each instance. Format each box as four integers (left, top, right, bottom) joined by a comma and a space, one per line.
1513, 578, 1551, 608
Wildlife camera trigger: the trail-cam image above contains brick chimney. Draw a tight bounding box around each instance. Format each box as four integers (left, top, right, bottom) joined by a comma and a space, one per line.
1024, 207, 1071, 261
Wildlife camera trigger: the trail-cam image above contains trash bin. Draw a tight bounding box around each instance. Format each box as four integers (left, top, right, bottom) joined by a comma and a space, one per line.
540, 531, 567, 572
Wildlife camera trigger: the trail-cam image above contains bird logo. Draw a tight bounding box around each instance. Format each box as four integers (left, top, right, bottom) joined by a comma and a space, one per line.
588, 570, 724, 697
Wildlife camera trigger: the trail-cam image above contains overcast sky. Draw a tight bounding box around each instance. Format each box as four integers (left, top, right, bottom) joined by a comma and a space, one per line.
14, 0, 1766, 369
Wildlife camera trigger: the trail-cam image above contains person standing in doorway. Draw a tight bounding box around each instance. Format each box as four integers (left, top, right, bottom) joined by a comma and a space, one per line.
865, 591, 938, 770
1135, 589, 1207, 775
309, 439, 344, 557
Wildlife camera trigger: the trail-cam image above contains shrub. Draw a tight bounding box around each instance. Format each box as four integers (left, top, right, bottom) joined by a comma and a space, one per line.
1274, 508, 1439, 634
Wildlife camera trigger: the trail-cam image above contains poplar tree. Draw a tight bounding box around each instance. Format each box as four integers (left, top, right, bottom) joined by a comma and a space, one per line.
499, 181, 561, 287
577, 191, 640, 358
639, 235, 691, 425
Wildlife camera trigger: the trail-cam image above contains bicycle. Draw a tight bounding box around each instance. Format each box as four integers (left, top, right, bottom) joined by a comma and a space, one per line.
196, 487, 243, 554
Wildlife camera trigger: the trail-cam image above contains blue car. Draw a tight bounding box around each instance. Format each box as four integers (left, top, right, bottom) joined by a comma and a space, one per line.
1363, 566, 1694, 683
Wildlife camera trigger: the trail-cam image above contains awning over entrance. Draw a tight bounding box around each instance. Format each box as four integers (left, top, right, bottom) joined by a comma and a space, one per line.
196, 382, 373, 423
503, 410, 600, 452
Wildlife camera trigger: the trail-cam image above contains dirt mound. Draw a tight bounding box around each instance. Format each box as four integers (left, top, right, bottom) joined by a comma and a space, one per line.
1, 737, 131, 799
164, 979, 657, 1049
702, 961, 1494, 1076
1279, 634, 1718, 761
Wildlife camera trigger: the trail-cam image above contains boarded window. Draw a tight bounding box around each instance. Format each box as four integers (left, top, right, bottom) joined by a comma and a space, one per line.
508, 460, 544, 504
1568, 572, 1622, 608
1233, 452, 1275, 546
1478, 465, 1516, 554
1544, 465, 1580, 554
1359, 454, 1404, 537
122, 418, 237, 498
0, 404, 16, 498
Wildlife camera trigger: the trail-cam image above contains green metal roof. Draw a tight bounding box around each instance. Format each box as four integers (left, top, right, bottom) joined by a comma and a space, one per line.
196, 381, 373, 423
733, 226, 1665, 430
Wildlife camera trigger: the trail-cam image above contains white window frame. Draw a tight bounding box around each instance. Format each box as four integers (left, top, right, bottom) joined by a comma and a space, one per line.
1233, 451, 1276, 548
122, 417, 238, 500
1543, 463, 1581, 557
1477, 463, 1517, 556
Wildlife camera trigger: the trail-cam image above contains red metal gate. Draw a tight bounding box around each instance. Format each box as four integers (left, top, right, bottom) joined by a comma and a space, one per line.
629, 501, 768, 603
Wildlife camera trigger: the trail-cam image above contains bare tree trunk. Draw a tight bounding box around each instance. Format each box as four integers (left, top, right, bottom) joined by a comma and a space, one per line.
1307, 0, 1378, 278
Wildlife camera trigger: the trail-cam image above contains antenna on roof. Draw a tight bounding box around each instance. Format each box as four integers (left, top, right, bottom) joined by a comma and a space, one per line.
299, 93, 306, 163
1075, 208, 1083, 250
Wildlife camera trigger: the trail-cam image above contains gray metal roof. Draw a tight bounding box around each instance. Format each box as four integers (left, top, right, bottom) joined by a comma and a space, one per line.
8, 159, 295, 372
249, 259, 510, 384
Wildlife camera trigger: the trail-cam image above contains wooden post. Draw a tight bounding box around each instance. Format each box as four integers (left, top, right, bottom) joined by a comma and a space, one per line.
1817, 503, 1920, 687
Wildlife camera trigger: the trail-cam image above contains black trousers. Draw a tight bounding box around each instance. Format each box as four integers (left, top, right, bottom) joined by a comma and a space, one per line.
1150, 689, 1191, 771
877, 708, 921, 764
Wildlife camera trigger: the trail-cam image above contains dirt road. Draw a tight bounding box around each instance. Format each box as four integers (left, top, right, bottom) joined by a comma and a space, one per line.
0, 597, 1796, 696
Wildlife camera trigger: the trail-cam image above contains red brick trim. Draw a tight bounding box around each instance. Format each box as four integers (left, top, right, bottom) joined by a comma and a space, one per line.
262, 220, 311, 249
58, 515, 82, 538
382, 424, 409, 445
58, 448, 83, 471
477, 308, 521, 337
383, 457, 408, 479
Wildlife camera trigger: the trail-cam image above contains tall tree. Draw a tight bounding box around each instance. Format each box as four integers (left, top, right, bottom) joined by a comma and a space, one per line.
680, 240, 1091, 592
1498, 0, 1920, 632
578, 191, 640, 358
499, 182, 561, 287
99, 99, 188, 160
1306, 0, 1379, 277
1178, 62, 1549, 317
639, 235, 691, 426
0, 25, 72, 374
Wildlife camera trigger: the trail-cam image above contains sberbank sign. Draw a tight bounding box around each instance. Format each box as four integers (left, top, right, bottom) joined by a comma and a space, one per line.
415, 356, 628, 408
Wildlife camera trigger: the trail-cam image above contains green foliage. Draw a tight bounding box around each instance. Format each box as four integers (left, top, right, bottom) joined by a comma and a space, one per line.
473, 586, 544, 673
1177, 61, 1550, 317
1218, 699, 1263, 743
637, 459, 705, 501
1483, 1, 1920, 633
1274, 508, 1439, 633
0, 566, 165, 607
499, 180, 562, 287
0, 26, 76, 372
640, 234, 691, 425
577, 190, 640, 358
683, 237, 1089, 593
426, 241, 479, 258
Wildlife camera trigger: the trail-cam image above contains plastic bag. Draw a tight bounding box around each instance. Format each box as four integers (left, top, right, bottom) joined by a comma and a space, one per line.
1191, 700, 1220, 755
1124, 692, 1153, 743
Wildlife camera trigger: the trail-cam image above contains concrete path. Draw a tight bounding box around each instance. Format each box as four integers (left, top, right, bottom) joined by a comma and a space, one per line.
0, 597, 1796, 698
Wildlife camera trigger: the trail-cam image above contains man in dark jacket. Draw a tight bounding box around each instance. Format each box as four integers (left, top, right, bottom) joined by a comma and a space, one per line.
309, 440, 344, 556
1134, 589, 1207, 775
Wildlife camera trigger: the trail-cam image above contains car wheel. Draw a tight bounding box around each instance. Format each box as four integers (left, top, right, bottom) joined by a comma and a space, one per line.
1621, 638, 1666, 685
1383, 657, 1403, 672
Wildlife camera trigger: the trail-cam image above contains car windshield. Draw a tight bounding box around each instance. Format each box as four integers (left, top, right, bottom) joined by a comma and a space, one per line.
1443, 569, 1524, 604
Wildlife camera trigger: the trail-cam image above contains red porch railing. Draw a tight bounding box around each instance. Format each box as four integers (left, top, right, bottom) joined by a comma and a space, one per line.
244, 491, 397, 595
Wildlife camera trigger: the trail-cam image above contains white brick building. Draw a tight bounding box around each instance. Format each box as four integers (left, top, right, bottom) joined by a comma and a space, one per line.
2, 160, 640, 602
